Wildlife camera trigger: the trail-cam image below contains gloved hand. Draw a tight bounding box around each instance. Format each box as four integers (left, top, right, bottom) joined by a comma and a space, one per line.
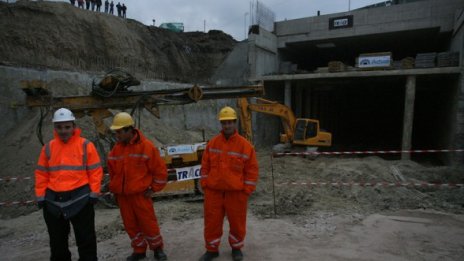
89, 196, 99, 205
144, 188, 154, 198
37, 200, 45, 209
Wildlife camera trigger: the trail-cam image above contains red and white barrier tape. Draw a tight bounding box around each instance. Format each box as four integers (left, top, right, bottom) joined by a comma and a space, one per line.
0, 176, 33, 182
0, 179, 186, 206
0, 169, 178, 183
274, 149, 464, 157
0, 200, 36, 206
1, 181, 462, 207
276, 181, 464, 188
2, 149, 461, 183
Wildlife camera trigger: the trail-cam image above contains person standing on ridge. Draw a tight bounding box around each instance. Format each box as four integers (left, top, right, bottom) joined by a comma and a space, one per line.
104, 0, 109, 13
109, 0, 114, 14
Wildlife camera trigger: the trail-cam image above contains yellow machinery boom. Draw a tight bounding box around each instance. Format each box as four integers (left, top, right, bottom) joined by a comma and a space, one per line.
238, 97, 332, 147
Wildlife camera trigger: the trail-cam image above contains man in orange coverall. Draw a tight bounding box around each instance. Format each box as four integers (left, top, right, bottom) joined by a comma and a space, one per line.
35, 108, 103, 261
199, 106, 259, 261
107, 112, 168, 261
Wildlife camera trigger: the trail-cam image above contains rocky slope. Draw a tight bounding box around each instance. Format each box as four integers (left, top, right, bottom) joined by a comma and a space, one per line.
0, 1, 236, 83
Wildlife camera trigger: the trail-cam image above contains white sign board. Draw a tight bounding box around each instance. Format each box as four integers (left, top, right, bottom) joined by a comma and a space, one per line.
358, 55, 391, 68
175, 165, 201, 181
334, 18, 349, 27
166, 142, 206, 156
167, 144, 195, 155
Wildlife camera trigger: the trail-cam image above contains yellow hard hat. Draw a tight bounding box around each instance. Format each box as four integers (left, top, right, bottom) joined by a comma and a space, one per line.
110, 112, 134, 130
218, 106, 237, 121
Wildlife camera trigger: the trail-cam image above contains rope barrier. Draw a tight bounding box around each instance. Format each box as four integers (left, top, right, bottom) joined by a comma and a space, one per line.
275, 181, 464, 188
274, 149, 464, 157
0, 169, 177, 183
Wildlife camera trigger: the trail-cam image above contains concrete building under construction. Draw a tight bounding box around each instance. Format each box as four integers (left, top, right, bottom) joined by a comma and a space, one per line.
247, 0, 464, 165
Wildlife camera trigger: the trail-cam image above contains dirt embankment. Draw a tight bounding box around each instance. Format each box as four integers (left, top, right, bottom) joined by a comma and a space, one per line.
0, 1, 236, 83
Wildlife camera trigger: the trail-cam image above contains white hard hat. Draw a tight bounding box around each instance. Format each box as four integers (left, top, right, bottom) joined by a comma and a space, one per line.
52, 108, 76, 123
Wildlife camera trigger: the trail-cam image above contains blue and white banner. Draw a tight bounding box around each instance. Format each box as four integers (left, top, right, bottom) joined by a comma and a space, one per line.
358, 55, 391, 68
175, 165, 201, 181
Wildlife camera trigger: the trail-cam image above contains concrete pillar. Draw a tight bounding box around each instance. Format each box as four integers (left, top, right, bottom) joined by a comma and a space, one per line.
284, 80, 292, 108
304, 87, 311, 117
453, 66, 464, 166
401, 75, 416, 160
295, 86, 303, 117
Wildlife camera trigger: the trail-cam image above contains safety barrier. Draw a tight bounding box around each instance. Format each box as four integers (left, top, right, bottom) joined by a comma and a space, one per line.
267, 148, 464, 216
0, 148, 462, 207
273, 149, 464, 157
275, 181, 464, 188
0, 169, 178, 183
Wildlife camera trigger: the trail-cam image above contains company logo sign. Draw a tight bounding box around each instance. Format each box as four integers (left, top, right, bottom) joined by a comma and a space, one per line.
329, 15, 353, 30
358, 55, 391, 68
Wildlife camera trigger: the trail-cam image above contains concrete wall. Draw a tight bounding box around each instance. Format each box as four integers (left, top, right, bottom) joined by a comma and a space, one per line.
0, 66, 95, 138
275, 0, 464, 48
210, 41, 250, 86
253, 84, 283, 147
248, 27, 279, 79
449, 8, 464, 165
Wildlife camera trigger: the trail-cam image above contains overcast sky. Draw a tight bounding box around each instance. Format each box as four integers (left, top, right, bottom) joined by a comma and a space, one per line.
60, 0, 387, 40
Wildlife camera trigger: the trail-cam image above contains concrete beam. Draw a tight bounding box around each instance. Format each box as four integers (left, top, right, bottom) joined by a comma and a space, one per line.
275, 0, 464, 48
401, 75, 416, 160
256, 67, 461, 82
295, 86, 303, 117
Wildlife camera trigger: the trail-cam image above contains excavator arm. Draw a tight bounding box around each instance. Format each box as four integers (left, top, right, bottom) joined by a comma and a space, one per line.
238, 97, 332, 148
238, 97, 296, 144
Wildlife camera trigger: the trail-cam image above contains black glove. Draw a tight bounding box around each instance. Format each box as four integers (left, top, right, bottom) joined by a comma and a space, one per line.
37, 200, 45, 209
89, 196, 99, 205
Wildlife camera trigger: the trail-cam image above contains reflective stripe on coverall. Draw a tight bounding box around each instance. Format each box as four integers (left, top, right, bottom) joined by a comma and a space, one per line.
107, 129, 167, 253
34, 128, 103, 261
35, 128, 103, 200
201, 130, 259, 252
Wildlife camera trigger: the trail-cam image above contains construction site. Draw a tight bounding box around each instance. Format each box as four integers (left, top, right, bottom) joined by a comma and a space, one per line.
1, 0, 464, 260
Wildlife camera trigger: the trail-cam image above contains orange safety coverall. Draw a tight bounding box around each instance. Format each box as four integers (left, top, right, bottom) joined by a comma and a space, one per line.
201, 130, 259, 252
35, 128, 103, 199
107, 129, 167, 254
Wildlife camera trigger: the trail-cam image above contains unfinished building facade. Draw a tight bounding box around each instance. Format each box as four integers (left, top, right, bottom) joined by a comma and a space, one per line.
247, 0, 464, 165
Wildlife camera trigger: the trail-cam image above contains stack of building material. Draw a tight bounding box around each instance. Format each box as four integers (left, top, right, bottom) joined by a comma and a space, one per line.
437, 52, 460, 67
401, 57, 415, 69
415, 52, 436, 68
328, 61, 346, 72
315, 67, 329, 73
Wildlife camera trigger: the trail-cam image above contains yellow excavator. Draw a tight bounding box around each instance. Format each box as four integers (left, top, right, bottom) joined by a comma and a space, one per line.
237, 97, 332, 149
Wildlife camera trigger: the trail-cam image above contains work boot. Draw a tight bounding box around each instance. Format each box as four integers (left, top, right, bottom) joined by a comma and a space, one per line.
154, 248, 168, 261
126, 252, 146, 261
198, 251, 219, 261
231, 249, 243, 261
